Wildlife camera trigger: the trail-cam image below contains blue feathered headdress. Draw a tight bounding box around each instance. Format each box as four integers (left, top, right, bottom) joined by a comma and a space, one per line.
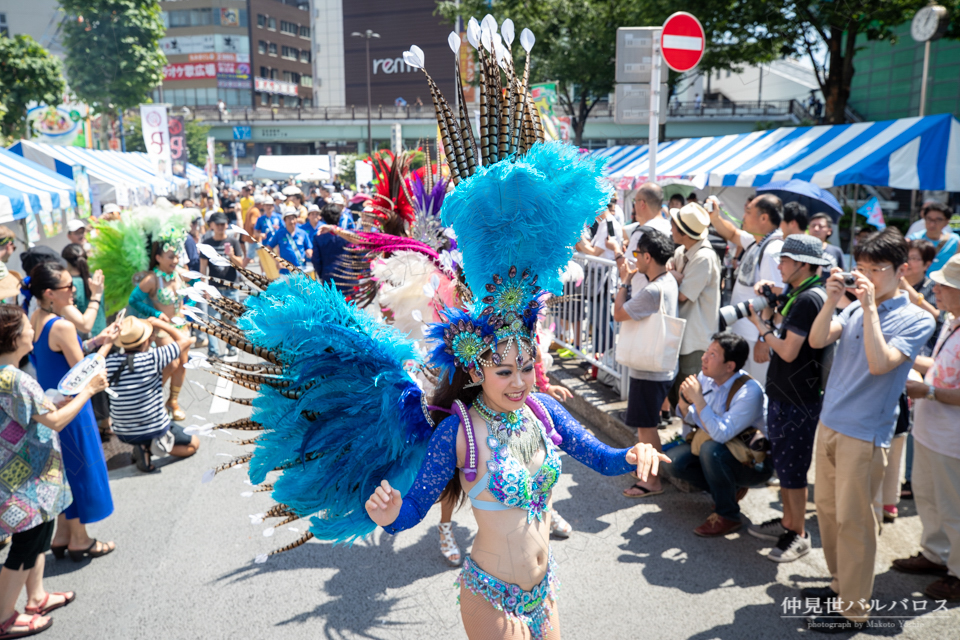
425, 141, 611, 377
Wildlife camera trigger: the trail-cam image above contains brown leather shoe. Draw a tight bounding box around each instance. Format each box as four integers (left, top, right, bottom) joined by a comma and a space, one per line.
924, 576, 960, 601
735, 487, 749, 502
694, 513, 742, 537
892, 553, 948, 576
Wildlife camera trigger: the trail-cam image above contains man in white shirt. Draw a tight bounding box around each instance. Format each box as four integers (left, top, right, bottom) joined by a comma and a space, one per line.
620, 183, 672, 290
707, 194, 785, 382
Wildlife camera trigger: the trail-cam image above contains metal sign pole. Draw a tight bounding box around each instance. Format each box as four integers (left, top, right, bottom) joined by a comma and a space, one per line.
648, 30, 661, 184
920, 40, 930, 117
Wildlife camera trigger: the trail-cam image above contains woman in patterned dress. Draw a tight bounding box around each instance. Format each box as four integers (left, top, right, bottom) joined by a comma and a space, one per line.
0, 304, 109, 638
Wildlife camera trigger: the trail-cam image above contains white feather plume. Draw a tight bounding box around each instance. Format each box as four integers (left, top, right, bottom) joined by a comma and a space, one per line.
520, 28, 535, 52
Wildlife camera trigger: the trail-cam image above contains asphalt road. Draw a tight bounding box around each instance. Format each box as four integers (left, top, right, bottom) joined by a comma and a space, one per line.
8, 351, 958, 640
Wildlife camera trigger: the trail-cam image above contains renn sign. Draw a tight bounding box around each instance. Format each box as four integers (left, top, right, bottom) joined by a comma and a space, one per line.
372, 58, 415, 74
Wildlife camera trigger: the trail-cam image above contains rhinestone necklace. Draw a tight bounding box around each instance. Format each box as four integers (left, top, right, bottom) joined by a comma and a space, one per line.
475, 395, 542, 464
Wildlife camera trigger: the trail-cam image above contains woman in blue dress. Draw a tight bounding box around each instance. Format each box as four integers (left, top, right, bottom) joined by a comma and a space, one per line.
26, 262, 117, 561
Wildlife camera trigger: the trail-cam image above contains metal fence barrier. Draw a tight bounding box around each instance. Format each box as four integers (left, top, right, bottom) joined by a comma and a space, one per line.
543, 253, 630, 400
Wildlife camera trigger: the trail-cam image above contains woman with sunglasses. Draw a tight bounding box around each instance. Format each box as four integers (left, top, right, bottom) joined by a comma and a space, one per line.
26, 262, 118, 562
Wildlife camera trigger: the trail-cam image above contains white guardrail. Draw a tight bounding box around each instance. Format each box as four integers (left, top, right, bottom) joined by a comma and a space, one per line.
543, 252, 630, 400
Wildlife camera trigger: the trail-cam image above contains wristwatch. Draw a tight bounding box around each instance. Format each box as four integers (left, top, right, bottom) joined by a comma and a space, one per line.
926, 385, 937, 402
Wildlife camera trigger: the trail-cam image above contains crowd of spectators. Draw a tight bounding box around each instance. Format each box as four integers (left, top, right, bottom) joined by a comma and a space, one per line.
599, 184, 959, 631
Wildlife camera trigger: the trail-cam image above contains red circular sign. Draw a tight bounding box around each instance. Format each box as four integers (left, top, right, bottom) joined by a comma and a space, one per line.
660, 12, 705, 72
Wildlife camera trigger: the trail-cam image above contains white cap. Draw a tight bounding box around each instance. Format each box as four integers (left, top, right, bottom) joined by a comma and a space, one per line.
67, 219, 87, 232
272, 193, 286, 201
330, 193, 346, 206
307, 203, 320, 212
281, 206, 298, 218
102, 203, 121, 214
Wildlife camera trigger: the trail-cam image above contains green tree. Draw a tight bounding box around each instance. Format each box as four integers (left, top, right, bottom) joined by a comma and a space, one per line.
778, 1, 960, 124
0, 35, 65, 140
437, 0, 791, 145
59, 0, 166, 117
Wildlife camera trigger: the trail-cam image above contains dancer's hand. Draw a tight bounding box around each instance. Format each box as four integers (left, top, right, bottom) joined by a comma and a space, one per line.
365, 479, 403, 527
625, 443, 671, 483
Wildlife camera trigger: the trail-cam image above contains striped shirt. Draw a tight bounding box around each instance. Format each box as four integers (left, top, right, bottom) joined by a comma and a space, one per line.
104, 343, 181, 443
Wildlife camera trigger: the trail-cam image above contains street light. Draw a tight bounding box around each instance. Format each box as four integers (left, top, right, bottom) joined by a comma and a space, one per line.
351, 29, 380, 155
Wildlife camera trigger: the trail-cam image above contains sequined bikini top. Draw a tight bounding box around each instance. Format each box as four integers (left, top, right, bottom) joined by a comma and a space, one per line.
153, 268, 182, 307
462, 398, 562, 523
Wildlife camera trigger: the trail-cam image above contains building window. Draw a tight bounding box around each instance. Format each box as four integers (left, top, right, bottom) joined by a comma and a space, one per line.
167, 8, 213, 28
281, 46, 298, 60
0, 14, 7, 37
302, 98, 312, 108
280, 21, 297, 36
258, 41, 267, 55
299, 50, 311, 64
270, 68, 279, 80
299, 25, 310, 39
260, 93, 270, 106
268, 17, 276, 30
260, 66, 270, 78
257, 14, 267, 28
300, 75, 313, 88
268, 43, 277, 56
283, 71, 300, 83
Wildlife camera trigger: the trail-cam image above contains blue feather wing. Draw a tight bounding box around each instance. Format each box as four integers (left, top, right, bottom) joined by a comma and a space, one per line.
238, 275, 432, 544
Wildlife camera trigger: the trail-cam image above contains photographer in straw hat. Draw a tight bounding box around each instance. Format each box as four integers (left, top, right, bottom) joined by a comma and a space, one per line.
667, 202, 721, 412
745, 234, 831, 562
104, 316, 198, 473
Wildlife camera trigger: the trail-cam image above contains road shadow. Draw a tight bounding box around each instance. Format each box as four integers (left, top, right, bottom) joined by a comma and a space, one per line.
214, 521, 472, 639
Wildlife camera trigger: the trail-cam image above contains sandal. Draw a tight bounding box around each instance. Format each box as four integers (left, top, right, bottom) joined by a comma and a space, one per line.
68, 539, 115, 562
550, 511, 573, 538
622, 483, 664, 499
48, 545, 66, 560
0, 611, 52, 639
438, 522, 461, 566
900, 481, 913, 500
24, 592, 74, 616
131, 444, 157, 474
165, 400, 186, 423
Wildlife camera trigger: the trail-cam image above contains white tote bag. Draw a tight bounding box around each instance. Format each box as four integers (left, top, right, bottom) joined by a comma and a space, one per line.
615, 284, 686, 373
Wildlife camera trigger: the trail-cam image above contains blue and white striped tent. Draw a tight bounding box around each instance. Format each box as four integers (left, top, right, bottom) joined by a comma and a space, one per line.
0, 147, 76, 222
588, 114, 960, 191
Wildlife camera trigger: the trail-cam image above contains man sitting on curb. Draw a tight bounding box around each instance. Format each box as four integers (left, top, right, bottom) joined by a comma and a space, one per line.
105, 316, 199, 473
667, 331, 771, 537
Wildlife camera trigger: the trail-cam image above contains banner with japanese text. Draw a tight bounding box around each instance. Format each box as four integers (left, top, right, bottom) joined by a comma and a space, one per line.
139, 104, 172, 178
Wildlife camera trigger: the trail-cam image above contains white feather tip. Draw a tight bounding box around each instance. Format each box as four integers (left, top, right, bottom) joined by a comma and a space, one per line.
520, 28, 535, 52
447, 32, 461, 54
501, 20, 515, 46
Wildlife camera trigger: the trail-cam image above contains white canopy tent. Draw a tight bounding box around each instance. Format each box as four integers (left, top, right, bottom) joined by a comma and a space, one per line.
253, 155, 331, 181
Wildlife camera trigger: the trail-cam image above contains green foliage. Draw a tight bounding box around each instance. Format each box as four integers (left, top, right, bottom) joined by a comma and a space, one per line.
0, 35, 65, 139
59, 0, 167, 115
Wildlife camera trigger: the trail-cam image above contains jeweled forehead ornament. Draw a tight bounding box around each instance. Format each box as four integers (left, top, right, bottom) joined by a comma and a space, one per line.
157, 227, 187, 255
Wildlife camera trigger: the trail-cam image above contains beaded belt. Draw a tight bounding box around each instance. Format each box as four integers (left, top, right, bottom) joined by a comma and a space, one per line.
457, 552, 559, 640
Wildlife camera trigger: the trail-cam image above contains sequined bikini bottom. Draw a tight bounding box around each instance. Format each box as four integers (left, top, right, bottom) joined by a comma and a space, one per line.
457, 552, 559, 640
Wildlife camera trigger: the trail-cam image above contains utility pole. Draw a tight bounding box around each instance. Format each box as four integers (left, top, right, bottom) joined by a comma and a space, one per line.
351, 29, 380, 155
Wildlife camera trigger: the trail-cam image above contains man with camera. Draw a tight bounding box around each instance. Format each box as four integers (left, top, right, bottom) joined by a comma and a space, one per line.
742, 235, 830, 562
666, 331, 771, 537
804, 228, 936, 632
707, 194, 785, 383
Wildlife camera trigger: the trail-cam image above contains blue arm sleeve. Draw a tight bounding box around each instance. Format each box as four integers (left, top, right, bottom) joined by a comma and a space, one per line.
535, 394, 634, 476
382, 413, 460, 535
129, 286, 161, 319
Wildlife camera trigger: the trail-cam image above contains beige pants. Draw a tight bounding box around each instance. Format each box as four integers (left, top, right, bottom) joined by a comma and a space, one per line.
913, 440, 960, 577
874, 433, 906, 521
815, 423, 888, 623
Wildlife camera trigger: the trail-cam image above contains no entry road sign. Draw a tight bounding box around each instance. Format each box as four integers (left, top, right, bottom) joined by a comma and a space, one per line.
660, 12, 705, 72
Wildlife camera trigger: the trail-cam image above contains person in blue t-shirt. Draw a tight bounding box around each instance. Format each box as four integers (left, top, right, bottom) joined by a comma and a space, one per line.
299, 204, 322, 237
313, 203, 352, 291
254, 201, 283, 243
266, 208, 312, 273
907, 202, 958, 276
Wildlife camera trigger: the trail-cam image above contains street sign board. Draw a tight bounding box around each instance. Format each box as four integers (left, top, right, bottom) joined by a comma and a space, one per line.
614, 84, 669, 124
660, 12, 705, 72
233, 126, 251, 140
615, 27, 667, 84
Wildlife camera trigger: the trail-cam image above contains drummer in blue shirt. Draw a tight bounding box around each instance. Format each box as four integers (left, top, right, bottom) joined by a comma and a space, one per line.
299, 203, 322, 237
265, 207, 312, 274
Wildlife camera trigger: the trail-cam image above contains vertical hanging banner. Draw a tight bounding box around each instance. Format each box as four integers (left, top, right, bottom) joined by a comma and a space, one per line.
139, 104, 173, 178
72, 165, 92, 218
168, 116, 187, 178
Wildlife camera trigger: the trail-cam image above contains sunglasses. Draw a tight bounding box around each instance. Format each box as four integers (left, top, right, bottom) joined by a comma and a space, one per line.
51, 283, 76, 291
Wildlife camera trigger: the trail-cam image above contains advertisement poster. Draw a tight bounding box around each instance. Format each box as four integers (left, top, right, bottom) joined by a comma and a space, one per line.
140, 104, 172, 178
216, 61, 252, 89
24, 214, 40, 244
169, 116, 187, 178
458, 30, 476, 103
529, 83, 561, 141
26, 105, 83, 146
72, 165, 92, 218
164, 62, 217, 81
37, 209, 59, 238
220, 8, 240, 27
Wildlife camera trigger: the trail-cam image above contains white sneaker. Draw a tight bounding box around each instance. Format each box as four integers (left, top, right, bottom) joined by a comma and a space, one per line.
768, 530, 811, 563
748, 517, 787, 541
550, 511, 572, 538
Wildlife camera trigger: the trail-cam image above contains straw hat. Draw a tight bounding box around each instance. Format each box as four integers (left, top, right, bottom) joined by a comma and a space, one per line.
669, 203, 710, 240
930, 254, 960, 290
118, 316, 152, 350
